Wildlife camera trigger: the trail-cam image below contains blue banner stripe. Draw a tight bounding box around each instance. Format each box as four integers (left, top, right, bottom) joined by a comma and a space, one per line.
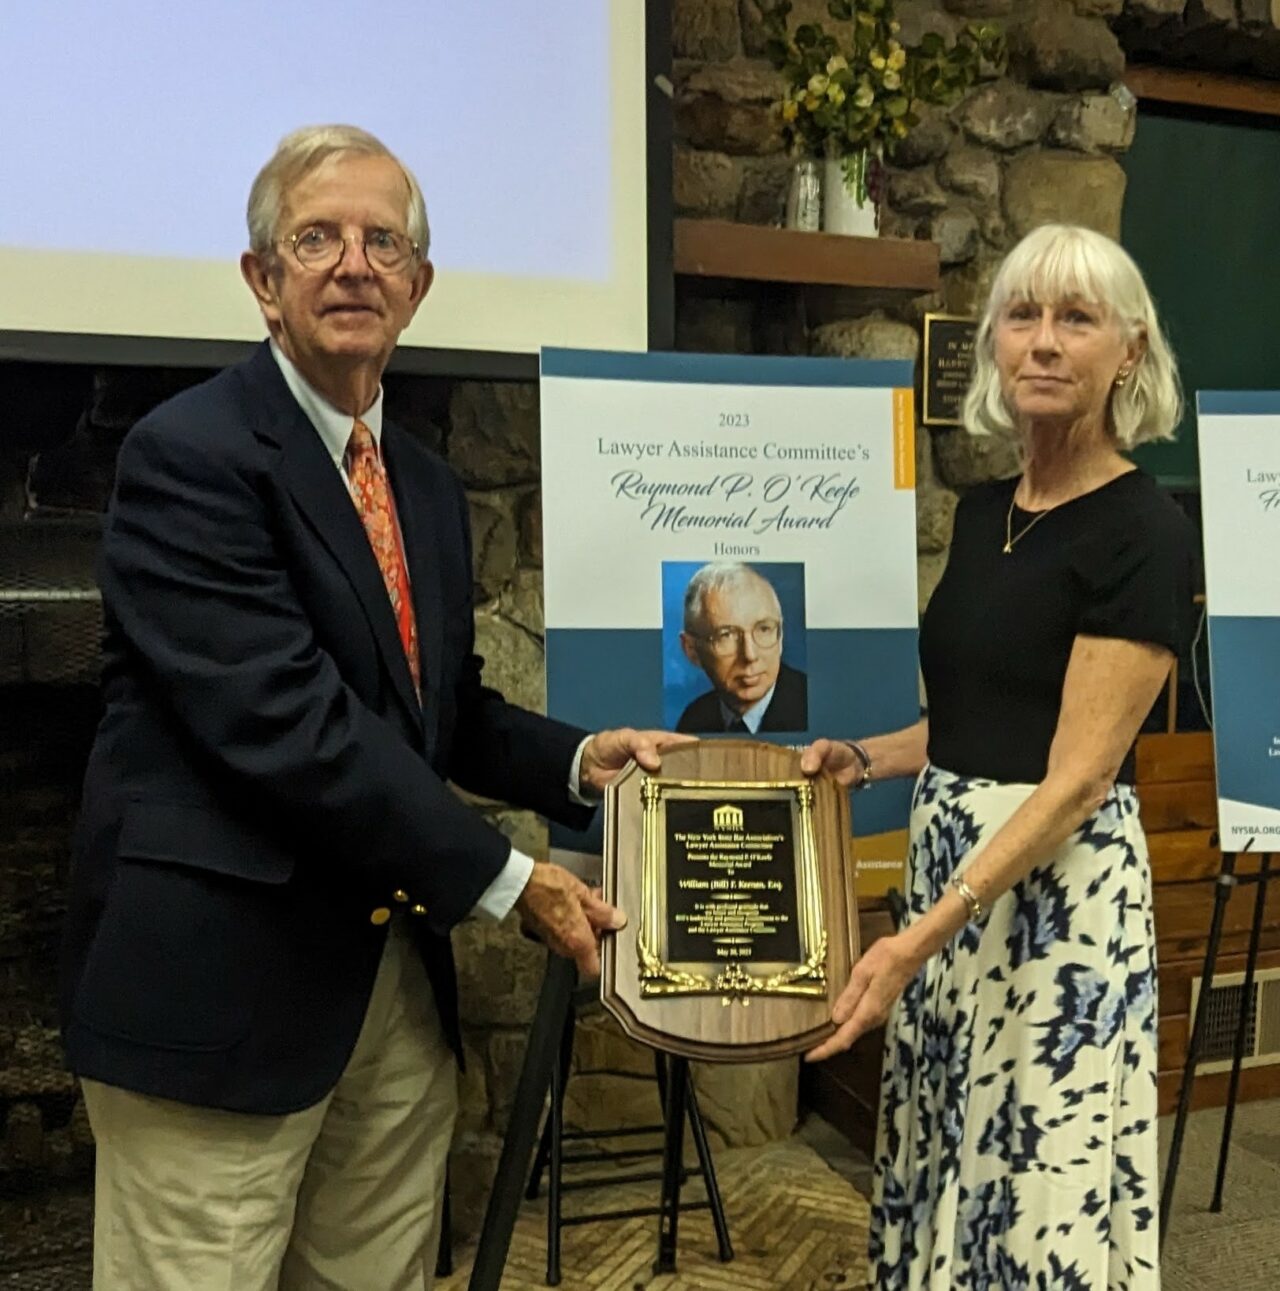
1205, 615, 1280, 811
546, 626, 919, 837
540, 347, 913, 389
1197, 391, 1280, 416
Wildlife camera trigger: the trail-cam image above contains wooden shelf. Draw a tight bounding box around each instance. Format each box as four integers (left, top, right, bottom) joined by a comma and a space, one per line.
1125, 64, 1280, 119
674, 218, 940, 293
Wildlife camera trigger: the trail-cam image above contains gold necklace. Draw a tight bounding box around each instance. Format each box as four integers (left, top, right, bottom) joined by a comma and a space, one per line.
1003, 494, 1052, 554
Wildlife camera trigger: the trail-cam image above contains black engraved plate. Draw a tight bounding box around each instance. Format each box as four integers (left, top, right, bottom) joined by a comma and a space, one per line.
663, 796, 801, 966
635, 777, 827, 1000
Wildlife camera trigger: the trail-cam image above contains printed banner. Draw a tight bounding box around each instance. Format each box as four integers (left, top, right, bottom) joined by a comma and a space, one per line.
1197, 392, 1280, 850
539, 348, 921, 875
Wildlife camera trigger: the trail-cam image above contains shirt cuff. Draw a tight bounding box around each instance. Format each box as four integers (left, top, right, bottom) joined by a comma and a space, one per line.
568, 735, 595, 806
472, 847, 535, 922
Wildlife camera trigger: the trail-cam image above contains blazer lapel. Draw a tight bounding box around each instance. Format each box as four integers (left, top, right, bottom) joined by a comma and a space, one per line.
242, 345, 423, 730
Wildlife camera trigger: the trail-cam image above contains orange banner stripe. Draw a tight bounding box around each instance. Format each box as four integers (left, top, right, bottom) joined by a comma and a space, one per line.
893, 388, 915, 490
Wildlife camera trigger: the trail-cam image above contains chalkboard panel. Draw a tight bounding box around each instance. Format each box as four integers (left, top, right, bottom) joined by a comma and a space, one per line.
1121, 106, 1280, 486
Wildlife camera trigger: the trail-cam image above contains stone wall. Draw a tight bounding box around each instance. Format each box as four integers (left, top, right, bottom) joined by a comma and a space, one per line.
1119, 0, 1280, 75
674, 0, 1138, 607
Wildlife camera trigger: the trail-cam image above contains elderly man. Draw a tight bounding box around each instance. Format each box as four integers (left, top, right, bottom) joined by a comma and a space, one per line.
60, 125, 679, 1291
676, 561, 808, 734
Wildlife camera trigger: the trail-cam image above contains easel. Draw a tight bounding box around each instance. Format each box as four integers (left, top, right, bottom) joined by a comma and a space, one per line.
465, 951, 733, 1290
523, 983, 732, 1284
1158, 835, 1275, 1251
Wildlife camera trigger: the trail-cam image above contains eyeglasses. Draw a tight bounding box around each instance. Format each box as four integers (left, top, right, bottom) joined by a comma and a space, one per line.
692, 620, 782, 657
279, 221, 419, 275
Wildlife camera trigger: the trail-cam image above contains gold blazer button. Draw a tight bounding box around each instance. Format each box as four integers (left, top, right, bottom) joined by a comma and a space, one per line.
369, 907, 392, 926
393, 889, 410, 903
411, 904, 428, 917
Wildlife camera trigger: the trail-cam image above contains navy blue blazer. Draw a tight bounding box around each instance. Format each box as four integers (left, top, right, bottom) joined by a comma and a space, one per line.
61, 342, 591, 1115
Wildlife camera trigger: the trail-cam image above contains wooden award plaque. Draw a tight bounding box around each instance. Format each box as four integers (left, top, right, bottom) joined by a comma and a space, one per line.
600, 740, 858, 1062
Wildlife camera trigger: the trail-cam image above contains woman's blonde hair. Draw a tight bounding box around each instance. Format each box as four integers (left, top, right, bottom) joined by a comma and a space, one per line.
246, 124, 430, 260
962, 223, 1182, 448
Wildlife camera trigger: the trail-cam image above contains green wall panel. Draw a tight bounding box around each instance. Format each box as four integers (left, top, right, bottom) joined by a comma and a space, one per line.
1120, 108, 1280, 486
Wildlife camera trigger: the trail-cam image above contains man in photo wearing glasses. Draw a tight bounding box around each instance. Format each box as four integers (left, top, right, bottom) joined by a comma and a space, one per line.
676, 561, 809, 735
60, 125, 682, 1291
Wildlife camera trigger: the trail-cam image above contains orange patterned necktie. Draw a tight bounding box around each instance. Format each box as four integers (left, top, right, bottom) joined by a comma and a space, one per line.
345, 419, 420, 695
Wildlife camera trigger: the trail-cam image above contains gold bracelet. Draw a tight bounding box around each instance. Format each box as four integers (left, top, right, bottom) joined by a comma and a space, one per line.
949, 873, 984, 923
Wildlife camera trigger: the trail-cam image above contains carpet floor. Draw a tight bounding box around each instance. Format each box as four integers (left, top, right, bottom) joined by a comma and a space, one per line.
3, 1102, 1276, 1289
438, 1137, 868, 1291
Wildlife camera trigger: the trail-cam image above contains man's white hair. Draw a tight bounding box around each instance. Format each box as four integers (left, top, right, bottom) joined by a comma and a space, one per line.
246, 124, 430, 260
683, 562, 781, 634
962, 223, 1182, 448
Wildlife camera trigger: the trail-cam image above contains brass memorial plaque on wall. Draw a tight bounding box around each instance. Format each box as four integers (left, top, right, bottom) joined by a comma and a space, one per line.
922, 312, 978, 427
602, 741, 858, 1062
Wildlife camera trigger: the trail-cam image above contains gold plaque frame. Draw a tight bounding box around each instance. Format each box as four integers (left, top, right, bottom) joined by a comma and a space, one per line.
636, 777, 827, 1001
601, 740, 858, 1062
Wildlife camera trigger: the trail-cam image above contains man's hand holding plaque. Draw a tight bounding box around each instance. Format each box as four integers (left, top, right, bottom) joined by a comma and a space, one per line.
518, 727, 693, 978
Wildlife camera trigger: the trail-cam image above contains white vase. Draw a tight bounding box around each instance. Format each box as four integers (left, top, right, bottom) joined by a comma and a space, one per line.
822, 150, 881, 237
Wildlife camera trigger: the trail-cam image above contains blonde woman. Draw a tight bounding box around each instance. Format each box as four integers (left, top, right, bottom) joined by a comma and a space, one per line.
804, 224, 1197, 1287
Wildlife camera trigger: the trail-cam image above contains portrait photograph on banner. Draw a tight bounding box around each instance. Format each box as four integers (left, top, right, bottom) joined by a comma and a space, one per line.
660, 558, 809, 735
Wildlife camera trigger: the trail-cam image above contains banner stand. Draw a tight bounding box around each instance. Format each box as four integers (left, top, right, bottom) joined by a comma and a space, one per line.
1159, 840, 1274, 1250
1165, 389, 1280, 1242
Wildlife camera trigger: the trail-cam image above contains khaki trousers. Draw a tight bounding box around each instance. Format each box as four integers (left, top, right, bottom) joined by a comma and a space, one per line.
81, 920, 458, 1291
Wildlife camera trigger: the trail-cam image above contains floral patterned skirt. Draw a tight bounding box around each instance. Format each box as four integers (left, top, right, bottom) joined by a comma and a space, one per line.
869, 764, 1161, 1290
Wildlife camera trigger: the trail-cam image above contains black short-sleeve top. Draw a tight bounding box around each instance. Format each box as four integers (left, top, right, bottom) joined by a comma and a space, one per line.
919, 469, 1198, 785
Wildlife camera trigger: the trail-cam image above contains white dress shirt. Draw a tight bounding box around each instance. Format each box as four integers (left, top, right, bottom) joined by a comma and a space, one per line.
720, 682, 777, 734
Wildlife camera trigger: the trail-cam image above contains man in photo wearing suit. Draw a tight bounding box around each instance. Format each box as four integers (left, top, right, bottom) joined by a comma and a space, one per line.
60, 125, 681, 1291
676, 562, 808, 734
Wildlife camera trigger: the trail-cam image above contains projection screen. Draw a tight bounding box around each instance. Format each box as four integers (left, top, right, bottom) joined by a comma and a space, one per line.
0, 1, 660, 370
